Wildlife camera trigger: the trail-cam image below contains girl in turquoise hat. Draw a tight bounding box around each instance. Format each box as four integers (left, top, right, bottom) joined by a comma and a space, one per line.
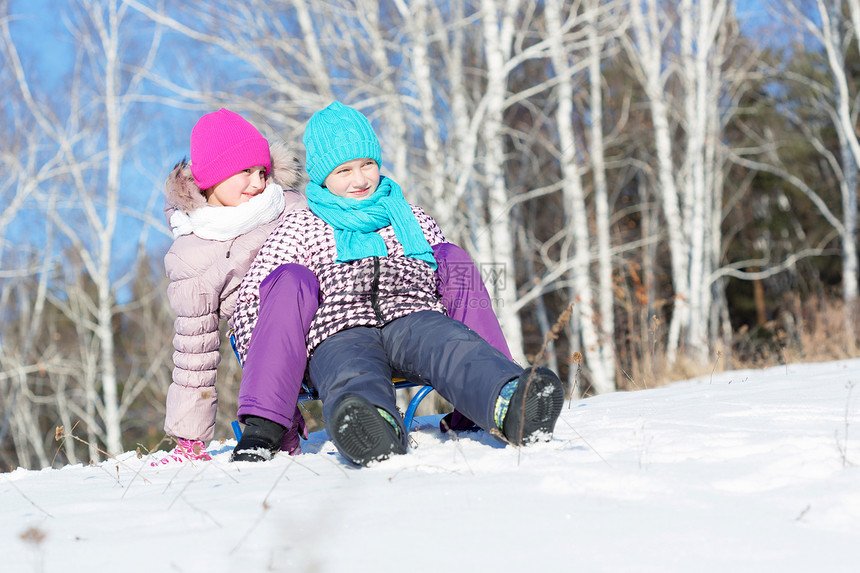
231, 102, 564, 467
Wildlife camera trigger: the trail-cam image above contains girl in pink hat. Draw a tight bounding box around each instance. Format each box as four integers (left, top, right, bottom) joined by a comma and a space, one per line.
157, 108, 307, 464
156, 108, 513, 464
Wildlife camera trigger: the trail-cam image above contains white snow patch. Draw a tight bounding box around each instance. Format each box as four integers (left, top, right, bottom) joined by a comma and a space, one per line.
3, 358, 860, 572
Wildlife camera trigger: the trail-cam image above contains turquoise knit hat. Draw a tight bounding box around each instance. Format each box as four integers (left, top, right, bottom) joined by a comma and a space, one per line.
303, 101, 382, 185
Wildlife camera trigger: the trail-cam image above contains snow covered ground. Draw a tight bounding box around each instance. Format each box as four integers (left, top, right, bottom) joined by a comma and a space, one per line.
3, 358, 860, 572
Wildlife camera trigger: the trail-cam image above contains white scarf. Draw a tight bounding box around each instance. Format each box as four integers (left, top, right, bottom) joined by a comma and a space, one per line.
170, 183, 286, 241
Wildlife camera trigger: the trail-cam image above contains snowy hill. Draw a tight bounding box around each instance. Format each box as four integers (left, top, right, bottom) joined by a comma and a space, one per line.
3, 359, 860, 572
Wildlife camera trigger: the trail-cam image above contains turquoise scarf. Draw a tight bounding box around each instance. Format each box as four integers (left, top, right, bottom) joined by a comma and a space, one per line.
305, 176, 437, 270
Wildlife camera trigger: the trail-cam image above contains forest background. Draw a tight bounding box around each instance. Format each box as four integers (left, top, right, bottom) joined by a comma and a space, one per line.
1, 0, 857, 471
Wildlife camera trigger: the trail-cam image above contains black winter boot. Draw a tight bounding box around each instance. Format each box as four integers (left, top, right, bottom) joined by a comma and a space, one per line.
329, 394, 407, 467
502, 367, 564, 446
231, 416, 287, 462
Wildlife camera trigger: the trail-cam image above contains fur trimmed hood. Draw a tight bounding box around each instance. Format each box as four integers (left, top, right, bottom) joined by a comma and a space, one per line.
164, 139, 306, 214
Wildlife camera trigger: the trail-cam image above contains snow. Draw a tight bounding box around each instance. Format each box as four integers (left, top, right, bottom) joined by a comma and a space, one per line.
3, 359, 860, 572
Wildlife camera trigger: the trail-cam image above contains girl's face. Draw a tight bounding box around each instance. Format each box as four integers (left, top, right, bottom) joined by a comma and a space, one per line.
206, 166, 267, 207
324, 158, 380, 200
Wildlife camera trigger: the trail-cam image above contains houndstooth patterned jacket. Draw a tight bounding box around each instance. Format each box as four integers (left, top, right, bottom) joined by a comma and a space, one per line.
231, 205, 447, 359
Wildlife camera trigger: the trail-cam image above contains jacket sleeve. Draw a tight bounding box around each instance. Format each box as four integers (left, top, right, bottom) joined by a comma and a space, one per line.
411, 205, 447, 246
162, 246, 222, 442
232, 212, 310, 359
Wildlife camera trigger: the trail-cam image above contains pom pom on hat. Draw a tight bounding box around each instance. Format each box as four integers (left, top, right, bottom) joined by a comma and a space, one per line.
303, 101, 382, 185
190, 108, 271, 190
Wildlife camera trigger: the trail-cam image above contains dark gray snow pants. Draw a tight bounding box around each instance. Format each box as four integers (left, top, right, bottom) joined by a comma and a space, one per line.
308, 310, 522, 436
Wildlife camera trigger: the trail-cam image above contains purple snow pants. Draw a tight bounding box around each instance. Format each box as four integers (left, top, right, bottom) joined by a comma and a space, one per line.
237, 243, 513, 449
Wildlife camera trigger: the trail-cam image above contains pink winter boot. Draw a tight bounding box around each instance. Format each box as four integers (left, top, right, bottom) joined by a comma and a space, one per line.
150, 438, 212, 466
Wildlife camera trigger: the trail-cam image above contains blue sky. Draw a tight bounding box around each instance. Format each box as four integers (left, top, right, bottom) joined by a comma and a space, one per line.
8, 0, 75, 89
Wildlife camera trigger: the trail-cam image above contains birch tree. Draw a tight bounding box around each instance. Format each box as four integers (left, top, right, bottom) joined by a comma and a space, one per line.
543, 0, 613, 393
803, 0, 860, 342
472, 0, 526, 362
681, 0, 733, 362
2, 11, 74, 467
585, 0, 619, 392
2, 0, 168, 460
391, 0, 450, 227
625, 0, 741, 364
625, 0, 686, 364
1, 8, 74, 467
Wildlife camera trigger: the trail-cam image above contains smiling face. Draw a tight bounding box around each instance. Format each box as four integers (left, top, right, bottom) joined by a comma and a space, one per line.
323, 158, 380, 200
205, 166, 267, 207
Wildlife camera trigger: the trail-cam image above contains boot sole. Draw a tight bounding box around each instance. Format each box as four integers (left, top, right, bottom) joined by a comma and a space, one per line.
330, 395, 406, 466
503, 368, 564, 445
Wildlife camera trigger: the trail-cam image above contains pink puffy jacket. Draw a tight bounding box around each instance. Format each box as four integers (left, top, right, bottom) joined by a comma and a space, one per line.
162, 141, 306, 441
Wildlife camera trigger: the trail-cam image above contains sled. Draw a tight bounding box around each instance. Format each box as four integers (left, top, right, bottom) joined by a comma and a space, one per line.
228, 331, 434, 440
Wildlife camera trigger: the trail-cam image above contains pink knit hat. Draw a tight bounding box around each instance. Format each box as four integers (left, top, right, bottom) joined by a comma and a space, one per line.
189, 108, 271, 190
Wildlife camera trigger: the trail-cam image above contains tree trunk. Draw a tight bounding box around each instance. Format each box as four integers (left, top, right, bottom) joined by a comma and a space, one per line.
586, 0, 618, 392
479, 0, 526, 363
629, 0, 690, 365
546, 0, 613, 393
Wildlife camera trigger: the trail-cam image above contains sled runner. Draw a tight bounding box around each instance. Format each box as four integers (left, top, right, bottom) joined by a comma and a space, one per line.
229, 331, 434, 440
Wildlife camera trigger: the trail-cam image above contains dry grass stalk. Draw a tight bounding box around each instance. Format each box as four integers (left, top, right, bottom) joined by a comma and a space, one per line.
9, 481, 54, 519
569, 352, 583, 408
54, 425, 151, 485
837, 381, 856, 468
